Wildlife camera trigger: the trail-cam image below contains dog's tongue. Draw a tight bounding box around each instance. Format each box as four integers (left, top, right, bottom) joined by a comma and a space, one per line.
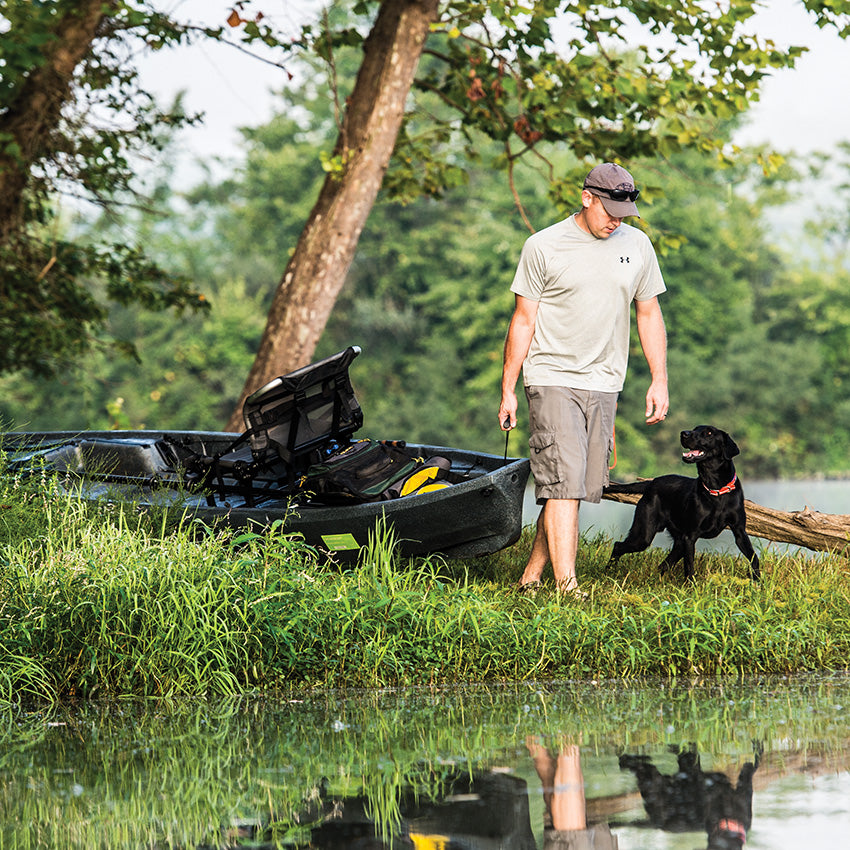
682, 449, 704, 460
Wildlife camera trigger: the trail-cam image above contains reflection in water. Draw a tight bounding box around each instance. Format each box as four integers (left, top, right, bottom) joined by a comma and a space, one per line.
527, 736, 617, 849
1, 676, 849, 848
302, 770, 535, 849
619, 744, 760, 849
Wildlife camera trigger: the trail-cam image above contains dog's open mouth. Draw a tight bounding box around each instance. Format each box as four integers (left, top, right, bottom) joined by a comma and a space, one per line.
682, 449, 705, 461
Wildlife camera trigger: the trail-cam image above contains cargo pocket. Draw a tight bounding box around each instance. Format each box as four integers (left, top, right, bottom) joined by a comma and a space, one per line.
528, 430, 560, 485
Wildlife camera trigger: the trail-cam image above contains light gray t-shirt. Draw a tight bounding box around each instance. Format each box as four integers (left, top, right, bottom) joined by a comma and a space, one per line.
510, 215, 665, 392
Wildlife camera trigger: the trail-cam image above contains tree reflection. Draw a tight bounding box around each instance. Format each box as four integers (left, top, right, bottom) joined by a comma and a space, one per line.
2, 679, 849, 848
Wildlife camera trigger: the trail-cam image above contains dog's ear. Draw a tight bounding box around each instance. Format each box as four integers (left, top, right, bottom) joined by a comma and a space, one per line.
723, 432, 740, 459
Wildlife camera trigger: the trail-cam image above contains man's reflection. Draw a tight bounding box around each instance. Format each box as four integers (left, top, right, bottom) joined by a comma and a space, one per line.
527, 736, 618, 850
619, 744, 760, 850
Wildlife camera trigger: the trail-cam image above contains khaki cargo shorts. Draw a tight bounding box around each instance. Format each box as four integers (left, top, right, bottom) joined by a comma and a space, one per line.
544, 825, 618, 850
525, 386, 617, 504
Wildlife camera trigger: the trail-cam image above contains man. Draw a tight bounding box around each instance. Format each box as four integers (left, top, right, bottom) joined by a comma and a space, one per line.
499, 162, 668, 596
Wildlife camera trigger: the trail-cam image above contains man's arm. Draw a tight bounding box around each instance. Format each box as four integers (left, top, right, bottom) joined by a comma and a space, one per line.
499, 294, 539, 430
635, 296, 668, 425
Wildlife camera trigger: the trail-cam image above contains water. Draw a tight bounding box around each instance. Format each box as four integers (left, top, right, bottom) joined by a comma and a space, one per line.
2, 676, 849, 848
524, 479, 850, 555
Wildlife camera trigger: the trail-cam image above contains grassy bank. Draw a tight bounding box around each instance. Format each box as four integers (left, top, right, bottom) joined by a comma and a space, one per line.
2, 465, 849, 702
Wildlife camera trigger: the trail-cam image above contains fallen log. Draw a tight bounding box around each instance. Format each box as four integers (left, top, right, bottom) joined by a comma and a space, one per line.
602, 489, 850, 554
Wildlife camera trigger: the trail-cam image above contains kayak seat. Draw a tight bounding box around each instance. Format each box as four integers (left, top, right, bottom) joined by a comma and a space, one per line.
301, 440, 453, 504
161, 346, 456, 506
242, 345, 364, 476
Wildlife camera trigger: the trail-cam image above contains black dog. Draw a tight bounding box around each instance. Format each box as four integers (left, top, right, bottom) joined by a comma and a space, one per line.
606, 425, 759, 581
619, 744, 761, 850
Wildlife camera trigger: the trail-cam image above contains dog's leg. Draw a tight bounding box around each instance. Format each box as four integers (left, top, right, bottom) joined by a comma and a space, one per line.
610, 497, 660, 564
610, 531, 655, 564
734, 746, 761, 833
659, 537, 686, 576
732, 527, 760, 581
681, 539, 697, 582
618, 753, 662, 784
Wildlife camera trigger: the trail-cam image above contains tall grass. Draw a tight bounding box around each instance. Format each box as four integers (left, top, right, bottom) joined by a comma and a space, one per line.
1, 461, 849, 702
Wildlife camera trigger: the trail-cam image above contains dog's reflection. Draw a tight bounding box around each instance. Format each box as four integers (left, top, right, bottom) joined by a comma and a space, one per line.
619, 744, 760, 850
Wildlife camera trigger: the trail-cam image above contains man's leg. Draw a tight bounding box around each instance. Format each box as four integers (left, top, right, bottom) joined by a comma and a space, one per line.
544, 498, 581, 590
519, 498, 581, 590
518, 509, 549, 586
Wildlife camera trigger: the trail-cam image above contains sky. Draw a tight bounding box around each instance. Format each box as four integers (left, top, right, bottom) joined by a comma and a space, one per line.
142, 1, 310, 177
735, 0, 850, 154
143, 0, 850, 179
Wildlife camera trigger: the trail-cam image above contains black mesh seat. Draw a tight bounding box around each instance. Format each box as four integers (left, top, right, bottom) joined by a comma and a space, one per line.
169, 347, 365, 505
242, 345, 363, 473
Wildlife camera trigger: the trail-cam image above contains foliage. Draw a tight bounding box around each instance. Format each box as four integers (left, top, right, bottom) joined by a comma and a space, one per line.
0, 0, 294, 375
4, 0, 849, 385
0, 0, 198, 204
598, 143, 850, 479
223, 0, 850, 405
180, 81, 335, 297
376, 0, 850, 222
5, 76, 850, 477
0, 232, 208, 376
330, 140, 850, 478
323, 156, 546, 448
0, 275, 266, 432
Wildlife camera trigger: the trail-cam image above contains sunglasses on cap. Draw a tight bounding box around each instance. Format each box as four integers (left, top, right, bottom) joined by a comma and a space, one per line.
584, 184, 640, 202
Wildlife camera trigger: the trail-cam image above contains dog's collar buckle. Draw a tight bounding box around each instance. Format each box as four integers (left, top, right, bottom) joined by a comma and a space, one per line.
703, 473, 737, 496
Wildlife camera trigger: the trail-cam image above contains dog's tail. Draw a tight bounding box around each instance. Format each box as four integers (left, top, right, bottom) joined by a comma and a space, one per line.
604, 480, 652, 495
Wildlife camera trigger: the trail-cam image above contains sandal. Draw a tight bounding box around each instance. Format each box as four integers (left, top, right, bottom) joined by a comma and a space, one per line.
556, 582, 589, 601
516, 580, 542, 595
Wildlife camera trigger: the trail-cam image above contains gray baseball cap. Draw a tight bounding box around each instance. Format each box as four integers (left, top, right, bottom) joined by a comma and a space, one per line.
583, 163, 640, 217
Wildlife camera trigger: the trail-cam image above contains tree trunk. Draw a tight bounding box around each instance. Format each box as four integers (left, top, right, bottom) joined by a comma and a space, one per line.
225, 0, 440, 432
602, 490, 850, 554
0, 0, 115, 241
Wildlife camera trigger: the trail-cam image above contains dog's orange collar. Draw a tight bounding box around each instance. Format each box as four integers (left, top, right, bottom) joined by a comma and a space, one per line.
703, 473, 737, 496
715, 817, 747, 842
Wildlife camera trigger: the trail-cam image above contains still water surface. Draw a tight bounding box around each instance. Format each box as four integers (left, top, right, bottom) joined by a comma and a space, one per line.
2, 676, 849, 848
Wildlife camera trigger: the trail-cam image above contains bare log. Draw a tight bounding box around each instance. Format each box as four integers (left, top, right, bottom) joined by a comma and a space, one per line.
602, 490, 850, 554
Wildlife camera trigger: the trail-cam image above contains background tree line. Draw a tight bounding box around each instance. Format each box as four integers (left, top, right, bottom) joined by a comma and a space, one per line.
5, 2, 847, 412
2, 69, 849, 480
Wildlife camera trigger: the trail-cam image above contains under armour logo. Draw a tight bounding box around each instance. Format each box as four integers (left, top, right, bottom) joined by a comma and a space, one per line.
620, 256, 630, 263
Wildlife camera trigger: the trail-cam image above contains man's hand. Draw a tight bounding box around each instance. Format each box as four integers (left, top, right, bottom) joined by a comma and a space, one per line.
645, 379, 669, 425
499, 391, 517, 430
